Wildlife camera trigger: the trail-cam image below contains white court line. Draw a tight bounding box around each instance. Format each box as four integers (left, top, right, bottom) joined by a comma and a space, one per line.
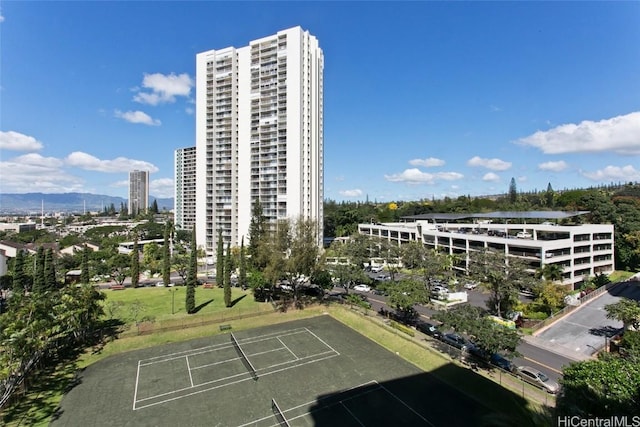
304, 327, 340, 355
185, 356, 194, 387
135, 372, 257, 410
277, 337, 298, 360
259, 350, 336, 371
134, 328, 339, 410
236, 381, 380, 427
132, 360, 141, 410
379, 383, 434, 427
136, 353, 340, 410
136, 368, 250, 403
139, 329, 308, 367
341, 401, 366, 426
190, 355, 243, 371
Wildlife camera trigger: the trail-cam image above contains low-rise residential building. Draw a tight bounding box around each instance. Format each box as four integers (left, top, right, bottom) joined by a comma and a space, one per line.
358, 211, 614, 289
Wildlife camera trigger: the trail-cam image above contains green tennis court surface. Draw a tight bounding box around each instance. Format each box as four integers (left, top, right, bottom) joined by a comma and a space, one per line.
52, 315, 490, 426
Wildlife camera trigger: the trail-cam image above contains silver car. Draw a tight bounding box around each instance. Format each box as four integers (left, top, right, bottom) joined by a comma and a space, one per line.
515, 366, 559, 394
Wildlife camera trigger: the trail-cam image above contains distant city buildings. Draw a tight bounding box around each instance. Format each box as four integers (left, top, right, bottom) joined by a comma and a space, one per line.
174, 146, 197, 231
195, 26, 324, 255
128, 170, 149, 216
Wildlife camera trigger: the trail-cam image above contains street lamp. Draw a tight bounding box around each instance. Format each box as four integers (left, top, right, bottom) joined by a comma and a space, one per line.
169, 288, 178, 315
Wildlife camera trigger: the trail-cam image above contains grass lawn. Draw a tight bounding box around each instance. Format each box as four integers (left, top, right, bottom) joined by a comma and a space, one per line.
101, 285, 267, 326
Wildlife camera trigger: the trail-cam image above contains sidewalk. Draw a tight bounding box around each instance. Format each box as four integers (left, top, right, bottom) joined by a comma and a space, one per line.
522, 335, 591, 362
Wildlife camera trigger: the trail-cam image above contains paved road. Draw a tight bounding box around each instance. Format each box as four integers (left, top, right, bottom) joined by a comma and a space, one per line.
345, 287, 571, 382
534, 280, 640, 359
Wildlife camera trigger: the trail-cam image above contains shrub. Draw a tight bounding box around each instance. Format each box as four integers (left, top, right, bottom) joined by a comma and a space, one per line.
525, 311, 548, 321
389, 320, 415, 337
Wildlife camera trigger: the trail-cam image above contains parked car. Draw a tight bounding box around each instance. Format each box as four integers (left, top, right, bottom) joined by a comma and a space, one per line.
353, 284, 371, 292
516, 231, 532, 239
464, 282, 478, 290
371, 265, 384, 273
416, 321, 441, 338
489, 353, 516, 373
440, 333, 471, 351
431, 285, 449, 300
377, 274, 391, 281
515, 366, 559, 394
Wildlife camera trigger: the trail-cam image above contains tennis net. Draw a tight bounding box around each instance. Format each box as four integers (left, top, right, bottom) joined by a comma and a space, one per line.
271, 398, 291, 427
230, 332, 258, 380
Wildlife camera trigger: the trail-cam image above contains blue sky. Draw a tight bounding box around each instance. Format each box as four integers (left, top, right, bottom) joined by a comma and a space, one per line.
1, 2, 639, 202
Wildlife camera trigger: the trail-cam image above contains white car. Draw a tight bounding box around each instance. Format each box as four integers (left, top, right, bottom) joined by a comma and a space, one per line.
353, 284, 371, 292
464, 282, 478, 290
371, 266, 384, 273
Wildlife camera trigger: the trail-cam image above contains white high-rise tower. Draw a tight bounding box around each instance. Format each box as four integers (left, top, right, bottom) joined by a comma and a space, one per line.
195, 26, 324, 255
175, 146, 197, 231
128, 170, 149, 216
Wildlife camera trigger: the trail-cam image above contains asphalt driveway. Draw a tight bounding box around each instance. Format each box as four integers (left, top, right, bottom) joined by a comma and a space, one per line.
533, 281, 640, 359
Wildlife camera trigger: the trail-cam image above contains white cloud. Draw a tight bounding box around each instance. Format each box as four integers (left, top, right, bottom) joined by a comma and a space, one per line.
482, 172, 500, 182
384, 168, 463, 184
0, 157, 83, 193
516, 111, 640, 155
339, 189, 363, 198
65, 151, 159, 173
0, 14, 4, 23
13, 153, 64, 168
0, 131, 44, 151
490, 105, 502, 112
517, 176, 527, 182
114, 110, 161, 126
467, 156, 512, 171
408, 157, 445, 167
133, 72, 193, 106
538, 160, 568, 172
581, 165, 640, 182
150, 178, 174, 198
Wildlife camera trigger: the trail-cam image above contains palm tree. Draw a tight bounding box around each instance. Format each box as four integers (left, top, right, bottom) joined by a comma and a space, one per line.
536, 263, 563, 282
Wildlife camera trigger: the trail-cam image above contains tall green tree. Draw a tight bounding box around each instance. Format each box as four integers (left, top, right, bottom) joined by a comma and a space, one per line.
33, 246, 46, 293
468, 248, 533, 318
239, 237, 247, 289
162, 222, 171, 286
142, 242, 162, 275
545, 182, 554, 207
432, 305, 521, 357
171, 243, 190, 282
185, 226, 197, 314
12, 249, 28, 293
109, 253, 131, 286
216, 229, 224, 286
44, 248, 57, 290
556, 355, 640, 418
605, 298, 640, 331
80, 244, 91, 284
286, 218, 320, 300
508, 177, 517, 204
224, 242, 232, 307
248, 200, 267, 268
130, 236, 140, 288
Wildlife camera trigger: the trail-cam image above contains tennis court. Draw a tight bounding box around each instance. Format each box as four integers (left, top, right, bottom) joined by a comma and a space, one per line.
52, 315, 490, 426
133, 327, 339, 410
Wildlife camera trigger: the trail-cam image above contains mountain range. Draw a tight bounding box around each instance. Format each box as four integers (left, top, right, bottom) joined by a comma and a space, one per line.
0, 193, 174, 214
